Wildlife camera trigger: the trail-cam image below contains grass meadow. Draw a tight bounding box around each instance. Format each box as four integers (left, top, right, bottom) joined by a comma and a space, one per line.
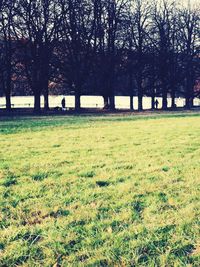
0, 113, 200, 266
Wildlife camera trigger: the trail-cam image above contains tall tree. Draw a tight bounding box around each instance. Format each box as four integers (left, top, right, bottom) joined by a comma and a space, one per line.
15, 0, 60, 112
93, 0, 129, 110
152, 0, 174, 110
128, 0, 151, 111
0, 0, 16, 111
178, 4, 200, 109
58, 0, 95, 111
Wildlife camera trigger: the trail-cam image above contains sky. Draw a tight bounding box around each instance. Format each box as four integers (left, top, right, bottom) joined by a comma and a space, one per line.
182, 0, 199, 7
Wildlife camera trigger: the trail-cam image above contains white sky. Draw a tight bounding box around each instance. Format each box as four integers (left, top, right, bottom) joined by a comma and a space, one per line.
182, 0, 199, 6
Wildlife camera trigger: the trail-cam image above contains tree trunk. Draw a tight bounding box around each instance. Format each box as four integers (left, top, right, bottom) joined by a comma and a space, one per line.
103, 95, 109, 109
185, 76, 194, 109
5, 65, 12, 111
130, 96, 134, 111
44, 80, 49, 111
75, 90, 81, 111
162, 96, 168, 110
185, 96, 193, 109
42, 52, 50, 111
171, 91, 176, 109
137, 78, 143, 111
109, 95, 115, 110
5, 90, 11, 111
34, 92, 41, 113
138, 94, 143, 111
162, 88, 168, 110
191, 97, 194, 108
170, 78, 176, 109
129, 72, 134, 110
151, 95, 155, 110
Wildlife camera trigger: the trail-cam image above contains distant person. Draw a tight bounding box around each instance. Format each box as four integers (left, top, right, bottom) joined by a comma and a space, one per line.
155, 99, 159, 109
61, 97, 66, 111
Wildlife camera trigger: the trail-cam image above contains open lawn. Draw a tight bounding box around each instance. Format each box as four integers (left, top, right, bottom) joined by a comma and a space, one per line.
0, 113, 200, 266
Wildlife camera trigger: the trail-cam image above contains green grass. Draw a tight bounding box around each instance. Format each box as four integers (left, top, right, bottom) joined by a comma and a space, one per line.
0, 113, 200, 266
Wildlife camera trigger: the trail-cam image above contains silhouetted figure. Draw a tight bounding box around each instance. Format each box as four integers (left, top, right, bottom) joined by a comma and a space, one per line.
155, 99, 159, 109
61, 97, 66, 111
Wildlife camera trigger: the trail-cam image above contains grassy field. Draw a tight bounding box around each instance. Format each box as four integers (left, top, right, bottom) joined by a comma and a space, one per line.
0, 113, 200, 266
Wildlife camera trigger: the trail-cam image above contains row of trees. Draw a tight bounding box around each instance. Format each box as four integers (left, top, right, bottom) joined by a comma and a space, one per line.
0, 0, 199, 112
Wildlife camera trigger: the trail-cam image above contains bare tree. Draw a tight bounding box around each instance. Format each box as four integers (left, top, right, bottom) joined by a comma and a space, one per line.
14, 0, 60, 112
93, 0, 129, 109
127, 0, 151, 111
57, 0, 95, 110
161, 1, 181, 109
178, 4, 200, 109
0, 0, 16, 111
0, 0, 199, 112
151, 0, 174, 109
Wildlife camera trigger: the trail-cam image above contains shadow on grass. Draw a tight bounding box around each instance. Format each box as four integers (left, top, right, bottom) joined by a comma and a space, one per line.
0, 111, 200, 135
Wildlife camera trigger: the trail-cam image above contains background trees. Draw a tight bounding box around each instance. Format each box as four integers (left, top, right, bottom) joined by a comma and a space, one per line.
179, 5, 200, 108
127, 0, 151, 111
0, 0, 199, 111
14, 0, 61, 112
58, 0, 95, 110
0, 0, 17, 111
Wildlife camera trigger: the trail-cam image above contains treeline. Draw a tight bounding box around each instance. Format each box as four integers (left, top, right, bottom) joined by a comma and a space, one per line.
0, 0, 199, 112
